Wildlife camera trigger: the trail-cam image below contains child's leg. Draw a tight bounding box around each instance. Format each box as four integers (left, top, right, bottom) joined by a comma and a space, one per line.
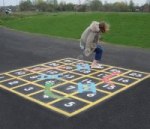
94, 45, 103, 61
91, 45, 103, 68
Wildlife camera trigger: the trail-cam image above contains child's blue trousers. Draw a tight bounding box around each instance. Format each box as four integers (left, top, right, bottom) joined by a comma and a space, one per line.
94, 45, 103, 61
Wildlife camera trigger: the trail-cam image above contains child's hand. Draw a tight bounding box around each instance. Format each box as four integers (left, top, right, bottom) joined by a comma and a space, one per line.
80, 42, 84, 50
80, 45, 84, 50
84, 48, 91, 57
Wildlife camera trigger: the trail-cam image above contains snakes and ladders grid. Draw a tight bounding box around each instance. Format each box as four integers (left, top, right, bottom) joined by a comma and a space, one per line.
0, 58, 149, 117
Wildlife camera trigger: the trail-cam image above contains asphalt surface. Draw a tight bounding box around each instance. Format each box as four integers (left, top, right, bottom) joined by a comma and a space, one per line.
0, 27, 150, 129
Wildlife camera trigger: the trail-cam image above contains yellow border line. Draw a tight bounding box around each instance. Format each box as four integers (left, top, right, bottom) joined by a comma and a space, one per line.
11, 83, 30, 89
0, 58, 149, 117
27, 90, 44, 96
0, 78, 14, 83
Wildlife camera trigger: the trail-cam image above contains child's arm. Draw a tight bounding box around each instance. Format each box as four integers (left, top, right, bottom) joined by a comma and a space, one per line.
84, 33, 96, 57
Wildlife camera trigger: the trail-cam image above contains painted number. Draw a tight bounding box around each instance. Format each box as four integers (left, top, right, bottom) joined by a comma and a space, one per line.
30, 76, 38, 79
64, 102, 76, 107
45, 80, 55, 84
8, 81, 19, 85
111, 69, 121, 73
98, 73, 106, 77
102, 84, 116, 90
129, 73, 142, 77
118, 78, 129, 83
82, 79, 92, 84
15, 71, 26, 75
83, 71, 90, 74
66, 85, 76, 90
87, 93, 95, 97
0, 76, 4, 79
24, 87, 34, 91
47, 71, 58, 74
64, 74, 74, 79
43, 95, 49, 98
50, 63, 59, 66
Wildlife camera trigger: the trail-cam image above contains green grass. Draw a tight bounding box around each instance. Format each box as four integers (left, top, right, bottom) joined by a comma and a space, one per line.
1, 12, 150, 48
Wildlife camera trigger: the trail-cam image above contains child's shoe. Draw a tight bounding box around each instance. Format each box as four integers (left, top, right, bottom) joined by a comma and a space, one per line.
91, 63, 102, 69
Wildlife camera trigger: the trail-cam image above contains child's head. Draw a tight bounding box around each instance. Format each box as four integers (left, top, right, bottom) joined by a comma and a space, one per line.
99, 21, 110, 33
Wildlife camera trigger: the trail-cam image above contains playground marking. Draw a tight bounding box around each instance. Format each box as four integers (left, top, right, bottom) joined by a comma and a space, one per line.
0, 58, 149, 117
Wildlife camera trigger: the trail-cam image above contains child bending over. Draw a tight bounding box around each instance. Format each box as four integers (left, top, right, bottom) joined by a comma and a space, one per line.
80, 21, 110, 68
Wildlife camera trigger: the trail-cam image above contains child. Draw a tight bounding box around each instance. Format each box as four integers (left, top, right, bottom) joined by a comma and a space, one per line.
80, 21, 110, 68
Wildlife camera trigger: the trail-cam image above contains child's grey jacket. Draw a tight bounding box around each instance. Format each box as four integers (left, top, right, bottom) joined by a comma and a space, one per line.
80, 21, 101, 56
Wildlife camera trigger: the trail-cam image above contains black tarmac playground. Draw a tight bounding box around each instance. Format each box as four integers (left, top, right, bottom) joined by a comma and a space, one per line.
0, 27, 150, 129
